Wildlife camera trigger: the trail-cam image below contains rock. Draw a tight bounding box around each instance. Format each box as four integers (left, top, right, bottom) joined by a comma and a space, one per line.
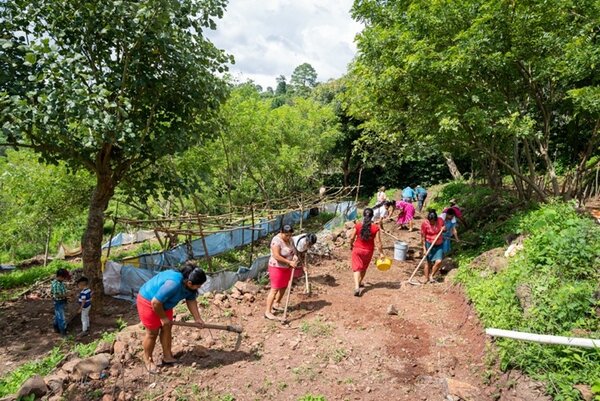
44, 371, 68, 394
214, 293, 227, 303
191, 345, 209, 358
113, 341, 128, 357
109, 362, 122, 378
203, 291, 214, 299
440, 257, 458, 272
574, 384, 593, 401
117, 391, 126, 401
95, 341, 114, 355
243, 293, 255, 303
344, 221, 355, 230
445, 378, 480, 400
72, 354, 110, 380
234, 281, 260, 295
469, 248, 508, 273
101, 395, 114, 401
61, 358, 82, 374
445, 268, 459, 282
386, 305, 399, 316
16, 375, 48, 400
515, 284, 533, 316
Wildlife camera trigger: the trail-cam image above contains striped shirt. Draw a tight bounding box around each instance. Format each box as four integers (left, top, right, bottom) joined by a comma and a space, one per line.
51, 279, 67, 300
78, 288, 92, 308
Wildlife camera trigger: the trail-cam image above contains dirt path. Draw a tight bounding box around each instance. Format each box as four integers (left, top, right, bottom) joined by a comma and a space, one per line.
1, 214, 551, 401
103, 219, 510, 401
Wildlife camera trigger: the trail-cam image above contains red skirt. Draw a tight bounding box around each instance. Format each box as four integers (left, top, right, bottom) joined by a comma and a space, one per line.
351, 247, 374, 272
268, 265, 292, 289
136, 294, 173, 331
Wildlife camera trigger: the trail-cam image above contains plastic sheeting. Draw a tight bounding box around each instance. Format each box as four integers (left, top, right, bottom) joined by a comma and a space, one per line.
103, 256, 270, 301
125, 209, 311, 270
103, 201, 357, 300
102, 230, 162, 249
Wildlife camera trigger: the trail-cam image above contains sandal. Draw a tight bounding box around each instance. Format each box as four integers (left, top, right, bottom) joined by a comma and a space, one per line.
353, 288, 362, 297
158, 360, 178, 367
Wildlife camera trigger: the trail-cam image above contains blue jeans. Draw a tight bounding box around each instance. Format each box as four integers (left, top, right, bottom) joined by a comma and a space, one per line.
417, 195, 427, 212
54, 300, 67, 334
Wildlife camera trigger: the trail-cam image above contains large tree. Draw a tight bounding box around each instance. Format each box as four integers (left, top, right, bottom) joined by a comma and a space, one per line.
0, 0, 231, 293
290, 63, 318, 97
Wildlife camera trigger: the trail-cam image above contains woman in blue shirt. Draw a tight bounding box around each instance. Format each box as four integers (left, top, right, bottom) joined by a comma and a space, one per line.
137, 263, 206, 373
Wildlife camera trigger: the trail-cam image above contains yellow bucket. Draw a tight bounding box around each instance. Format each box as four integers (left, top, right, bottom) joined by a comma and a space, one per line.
376, 257, 392, 271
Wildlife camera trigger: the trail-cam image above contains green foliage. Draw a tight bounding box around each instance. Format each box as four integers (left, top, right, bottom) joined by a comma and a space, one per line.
0, 150, 92, 262
454, 200, 600, 399
347, 0, 600, 199
297, 395, 326, 401
0, 260, 81, 290
0, 347, 64, 397
299, 319, 333, 337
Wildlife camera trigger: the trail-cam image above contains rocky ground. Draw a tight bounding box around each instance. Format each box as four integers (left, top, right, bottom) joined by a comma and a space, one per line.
2, 215, 553, 401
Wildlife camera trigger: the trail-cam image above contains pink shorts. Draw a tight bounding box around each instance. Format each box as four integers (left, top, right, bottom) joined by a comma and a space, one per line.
268, 265, 292, 289
136, 294, 173, 330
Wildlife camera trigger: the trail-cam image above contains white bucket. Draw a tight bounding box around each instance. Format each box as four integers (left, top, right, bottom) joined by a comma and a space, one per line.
394, 241, 408, 261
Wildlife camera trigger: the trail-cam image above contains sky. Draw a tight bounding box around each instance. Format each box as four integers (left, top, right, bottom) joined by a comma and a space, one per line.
206, 0, 363, 89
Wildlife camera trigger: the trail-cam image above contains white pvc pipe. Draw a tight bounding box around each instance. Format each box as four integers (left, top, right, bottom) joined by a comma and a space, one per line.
486, 328, 600, 349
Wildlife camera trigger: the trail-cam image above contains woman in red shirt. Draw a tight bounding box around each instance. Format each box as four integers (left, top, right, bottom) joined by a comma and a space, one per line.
349, 208, 384, 296
420, 210, 446, 283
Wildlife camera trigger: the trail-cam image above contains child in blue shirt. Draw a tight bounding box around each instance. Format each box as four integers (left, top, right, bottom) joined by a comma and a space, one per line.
77, 277, 92, 337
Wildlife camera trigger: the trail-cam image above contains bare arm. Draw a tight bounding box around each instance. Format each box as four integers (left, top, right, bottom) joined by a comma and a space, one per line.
348, 228, 357, 250
375, 231, 384, 257
271, 242, 297, 268
186, 299, 204, 324
151, 298, 171, 326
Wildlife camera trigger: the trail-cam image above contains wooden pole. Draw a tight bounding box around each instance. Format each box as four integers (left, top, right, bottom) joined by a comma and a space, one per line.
192, 197, 212, 271
299, 194, 304, 232
43, 225, 51, 267
355, 166, 364, 204
249, 205, 255, 266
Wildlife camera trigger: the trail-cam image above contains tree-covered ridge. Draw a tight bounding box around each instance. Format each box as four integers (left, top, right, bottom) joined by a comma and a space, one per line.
347, 0, 600, 201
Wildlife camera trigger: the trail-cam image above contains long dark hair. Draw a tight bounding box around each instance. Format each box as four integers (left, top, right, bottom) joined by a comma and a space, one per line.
360, 208, 374, 240
181, 262, 207, 286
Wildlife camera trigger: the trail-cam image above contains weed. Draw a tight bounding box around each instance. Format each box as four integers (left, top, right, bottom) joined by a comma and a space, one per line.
299, 319, 333, 337
115, 317, 127, 331
0, 260, 81, 290
223, 309, 234, 318
276, 382, 287, 391
292, 365, 318, 382
297, 395, 327, 401
0, 347, 64, 397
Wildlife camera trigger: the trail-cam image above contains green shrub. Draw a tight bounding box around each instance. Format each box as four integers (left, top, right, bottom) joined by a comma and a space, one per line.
0, 347, 64, 397
0, 260, 81, 290
455, 201, 600, 400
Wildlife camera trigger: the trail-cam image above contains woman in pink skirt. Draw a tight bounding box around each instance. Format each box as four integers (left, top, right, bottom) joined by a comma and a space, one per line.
264, 224, 297, 321
395, 200, 416, 231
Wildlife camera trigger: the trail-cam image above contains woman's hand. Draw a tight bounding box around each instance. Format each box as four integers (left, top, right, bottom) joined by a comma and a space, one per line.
289, 259, 297, 269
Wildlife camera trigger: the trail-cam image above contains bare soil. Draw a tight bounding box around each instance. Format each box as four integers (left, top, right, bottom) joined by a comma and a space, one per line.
0, 215, 550, 401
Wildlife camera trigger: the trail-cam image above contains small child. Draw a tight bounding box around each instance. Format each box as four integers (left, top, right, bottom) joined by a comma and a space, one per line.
51, 268, 71, 335
76, 277, 92, 336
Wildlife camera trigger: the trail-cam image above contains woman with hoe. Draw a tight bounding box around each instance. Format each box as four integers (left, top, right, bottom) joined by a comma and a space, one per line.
349, 208, 384, 296
420, 210, 446, 283
137, 262, 207, 373
265, 224, 298, 321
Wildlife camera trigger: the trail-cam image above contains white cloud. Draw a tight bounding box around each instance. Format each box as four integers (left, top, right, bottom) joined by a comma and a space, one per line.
206, 0, 363, 89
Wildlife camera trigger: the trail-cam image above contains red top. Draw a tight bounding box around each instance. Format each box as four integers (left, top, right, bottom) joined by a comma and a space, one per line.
421, 218, 444, 245
353, 222, 380, 251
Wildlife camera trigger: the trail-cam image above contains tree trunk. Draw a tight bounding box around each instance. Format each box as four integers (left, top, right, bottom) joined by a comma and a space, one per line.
82, 173, 116, 300
443, 152, 463, 180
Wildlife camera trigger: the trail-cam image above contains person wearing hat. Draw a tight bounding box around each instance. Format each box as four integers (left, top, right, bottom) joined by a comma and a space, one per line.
265, 224, 298, 321
51, 268, 71, 335
443, 199, 467, 228
415, 185, 428, 212
291, 233, 317, 279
